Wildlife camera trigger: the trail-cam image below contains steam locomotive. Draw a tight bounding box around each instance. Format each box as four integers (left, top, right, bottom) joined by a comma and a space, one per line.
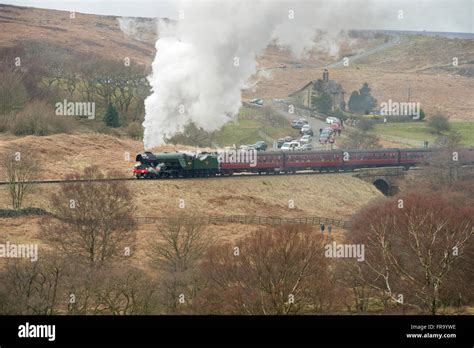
133, 148, 474, 179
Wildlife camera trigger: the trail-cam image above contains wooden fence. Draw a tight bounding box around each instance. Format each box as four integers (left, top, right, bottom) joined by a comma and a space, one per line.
135, 215, 350, 229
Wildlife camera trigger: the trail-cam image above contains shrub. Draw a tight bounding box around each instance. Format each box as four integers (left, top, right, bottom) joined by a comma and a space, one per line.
0, 113, 13, 132
0, 71, 28, 115
357, 118, 375, 131
11, 100, 75, 136
0, 207, 50, 217
428, 112, 450, 135
126, 121, 143, 140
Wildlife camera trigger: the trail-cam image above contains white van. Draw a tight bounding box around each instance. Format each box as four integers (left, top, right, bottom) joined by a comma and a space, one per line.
281, 141, 300, 151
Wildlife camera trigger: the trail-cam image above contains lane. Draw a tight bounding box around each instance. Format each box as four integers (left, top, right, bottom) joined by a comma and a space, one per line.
324, 34, 402, 69
268, 101, 342, 150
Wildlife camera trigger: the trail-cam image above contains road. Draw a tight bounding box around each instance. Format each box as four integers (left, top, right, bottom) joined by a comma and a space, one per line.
254, 33, 404, 149
324, 34, 402, 69
257, 33, 402, 73
268, 101, 338, 150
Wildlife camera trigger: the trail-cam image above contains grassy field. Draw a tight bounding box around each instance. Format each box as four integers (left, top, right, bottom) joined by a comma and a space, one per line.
372, 122, 474, 146
212, 106, 299, 146
213, 119, 298, 146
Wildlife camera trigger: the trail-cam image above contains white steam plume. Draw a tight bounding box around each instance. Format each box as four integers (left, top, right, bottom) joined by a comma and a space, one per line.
143, 1, 324, 148
143, 0, 391, 149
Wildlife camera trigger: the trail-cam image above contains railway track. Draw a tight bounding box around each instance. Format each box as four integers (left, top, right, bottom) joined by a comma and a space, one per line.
0, 167, 401, 186
0, 177, 135, 186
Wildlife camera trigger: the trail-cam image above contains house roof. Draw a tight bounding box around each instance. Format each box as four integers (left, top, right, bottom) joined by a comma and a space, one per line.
289, 79, 344, 97
288, 81, 314, 97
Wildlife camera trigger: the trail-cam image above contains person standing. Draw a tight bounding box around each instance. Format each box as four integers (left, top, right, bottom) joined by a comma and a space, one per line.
328, 224, 332, 235
320, 223, 325, 234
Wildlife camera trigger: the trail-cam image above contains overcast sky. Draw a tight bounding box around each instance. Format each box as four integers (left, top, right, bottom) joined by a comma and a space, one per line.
1, 0, 473, 32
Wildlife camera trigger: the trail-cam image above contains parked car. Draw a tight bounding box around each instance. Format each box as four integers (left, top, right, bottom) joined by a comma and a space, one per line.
281, 141, 300, 151
299, 134, 312, 144
239, 144, 256, 150
291, 120, 305, 129
283, 136, 294, 142
299, 143, 313, 151
326, 117, 340, 124
319, 129, 333, 144
300, 125, 313, 136
279, 63, 287, 68
254, 141, 267, 151
249, 98, 263, 106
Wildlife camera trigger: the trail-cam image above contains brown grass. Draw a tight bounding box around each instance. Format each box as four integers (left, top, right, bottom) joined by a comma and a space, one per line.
245, 66, 474, 121
0, 134, 381, 254
0, 4, 156, 65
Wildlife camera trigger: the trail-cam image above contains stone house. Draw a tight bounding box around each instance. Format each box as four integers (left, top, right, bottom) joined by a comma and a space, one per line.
289, 69, 345, 111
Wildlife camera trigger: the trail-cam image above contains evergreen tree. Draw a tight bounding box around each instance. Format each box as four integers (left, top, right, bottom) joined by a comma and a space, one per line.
348, 83, 376, 114
311, 92, 332, 114
104, 103, 120, 128
359, 82, 377, 113
348, 91, 361, 113
418, 108, 426, 121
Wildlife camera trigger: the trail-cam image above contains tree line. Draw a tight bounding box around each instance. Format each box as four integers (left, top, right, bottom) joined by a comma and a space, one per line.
0, 43, 150, 137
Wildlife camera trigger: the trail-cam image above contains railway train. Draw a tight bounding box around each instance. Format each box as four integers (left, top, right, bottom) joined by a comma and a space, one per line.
132, 148, 474, 179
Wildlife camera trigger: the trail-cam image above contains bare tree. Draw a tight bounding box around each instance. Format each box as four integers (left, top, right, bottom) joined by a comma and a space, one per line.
0, 253, 68, 315
41, 166, 136, 265
151, 218, 210, 273
65, 264, 157, 315
196, 225, 333, 314
348, 192, 474, 314
341, 128, 380, 149
423, 149, 464, 186
435, 129, 463, 149
0, 71, 28, 115
1, 148, 40, 210
0, 252, 159, 315
149, 217, 211, 313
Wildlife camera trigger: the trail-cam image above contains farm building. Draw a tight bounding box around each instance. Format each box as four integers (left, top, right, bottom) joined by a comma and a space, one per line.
289, 69, 345, 111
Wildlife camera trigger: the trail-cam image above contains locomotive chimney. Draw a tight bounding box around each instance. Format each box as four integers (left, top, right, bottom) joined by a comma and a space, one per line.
323, 69, 329, 82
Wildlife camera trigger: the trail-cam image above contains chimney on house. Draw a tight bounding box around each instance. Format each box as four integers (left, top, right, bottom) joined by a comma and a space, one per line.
323, 69, 329, 82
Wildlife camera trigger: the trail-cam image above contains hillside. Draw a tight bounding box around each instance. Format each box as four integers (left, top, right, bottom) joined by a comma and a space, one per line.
0, 133, 382, 216
246, 66, 474, 122
2, 4, 472, 123
0, 4, 157, 65
0, 133, 382, 258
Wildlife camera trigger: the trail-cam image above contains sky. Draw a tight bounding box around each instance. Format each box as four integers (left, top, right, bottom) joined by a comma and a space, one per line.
0, 0, 473, 33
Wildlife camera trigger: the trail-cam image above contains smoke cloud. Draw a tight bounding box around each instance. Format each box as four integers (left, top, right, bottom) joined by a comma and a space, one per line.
143, 1, 326, 148
142, 0, 420, 149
